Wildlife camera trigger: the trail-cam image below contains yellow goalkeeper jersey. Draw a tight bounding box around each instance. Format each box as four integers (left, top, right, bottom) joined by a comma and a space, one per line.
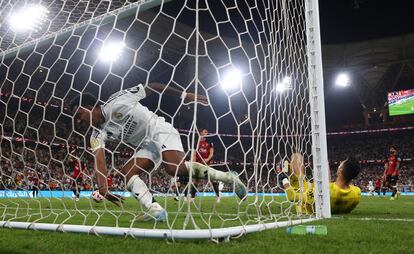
286, 174, 361, 214
329, 183, 361, 214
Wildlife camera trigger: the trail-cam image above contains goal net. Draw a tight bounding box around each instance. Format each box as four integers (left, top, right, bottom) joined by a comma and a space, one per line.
0, 0, 330, 240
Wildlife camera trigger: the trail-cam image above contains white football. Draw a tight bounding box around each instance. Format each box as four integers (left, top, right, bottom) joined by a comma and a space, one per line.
92, 190, 104, 203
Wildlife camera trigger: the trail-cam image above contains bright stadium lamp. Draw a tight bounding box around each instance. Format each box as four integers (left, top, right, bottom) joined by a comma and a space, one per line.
221, 68, 242, 92
335, 73, 351, 87
99, 41, 126, 63
8, 5, 48, 32
275, 76, 292, 93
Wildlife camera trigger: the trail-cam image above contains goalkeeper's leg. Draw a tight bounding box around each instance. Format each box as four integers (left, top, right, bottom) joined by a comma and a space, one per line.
123, 158, 167, 221
162, 150, 247, 200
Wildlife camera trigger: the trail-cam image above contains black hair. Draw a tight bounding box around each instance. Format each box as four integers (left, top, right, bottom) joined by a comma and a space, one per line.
342, 156, 361, 183
68, 93, 98, 113
390, 145, 397, 150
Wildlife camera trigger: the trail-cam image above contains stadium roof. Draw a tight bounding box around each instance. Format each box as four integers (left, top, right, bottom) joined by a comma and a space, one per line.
322, 33, 414, 110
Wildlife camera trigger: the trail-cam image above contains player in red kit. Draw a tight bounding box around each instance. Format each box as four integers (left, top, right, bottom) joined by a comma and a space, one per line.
69, 151, 84, 201
107, 173, 113, 190
382, 146, 401, 200
375, 178, 382, 196
31, 171, 40, 198
182, 129, 221, 202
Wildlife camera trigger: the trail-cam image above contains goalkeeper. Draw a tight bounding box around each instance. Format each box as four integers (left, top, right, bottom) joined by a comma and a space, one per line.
69, 83, 247, 221
283, 153, 361, 214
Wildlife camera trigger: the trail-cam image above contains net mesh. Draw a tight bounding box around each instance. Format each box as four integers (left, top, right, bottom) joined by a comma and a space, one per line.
0, 0, 319, 239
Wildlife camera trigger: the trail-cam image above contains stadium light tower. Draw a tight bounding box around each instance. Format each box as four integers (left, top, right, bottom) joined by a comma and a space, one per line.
221, 68, 242, 92
335, 73, 351, 87
99, 41, 126, 63
8, 5, 48, 32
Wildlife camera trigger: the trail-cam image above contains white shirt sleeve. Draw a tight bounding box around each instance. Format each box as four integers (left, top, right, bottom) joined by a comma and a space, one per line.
90, 129, 107, 152
102, 84, 146, 121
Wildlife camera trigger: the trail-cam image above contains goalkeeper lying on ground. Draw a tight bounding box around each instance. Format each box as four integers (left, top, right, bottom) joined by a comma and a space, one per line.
283, 153, 361, 214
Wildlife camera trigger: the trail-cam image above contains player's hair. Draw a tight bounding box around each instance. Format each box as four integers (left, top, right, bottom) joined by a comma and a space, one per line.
342, 156, 361, 183
68, 93, 98, 112
390, 145, 397, 150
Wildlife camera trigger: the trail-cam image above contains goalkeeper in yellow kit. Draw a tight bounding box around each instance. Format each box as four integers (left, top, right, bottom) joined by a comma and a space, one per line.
282, 153, 361, 214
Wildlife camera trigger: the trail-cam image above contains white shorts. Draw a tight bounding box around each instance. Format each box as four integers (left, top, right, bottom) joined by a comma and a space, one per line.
132, 121, 184, 165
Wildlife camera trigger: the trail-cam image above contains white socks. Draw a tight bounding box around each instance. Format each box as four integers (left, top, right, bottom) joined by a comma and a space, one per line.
126, 175, 154, 209
185, 162, 232, 183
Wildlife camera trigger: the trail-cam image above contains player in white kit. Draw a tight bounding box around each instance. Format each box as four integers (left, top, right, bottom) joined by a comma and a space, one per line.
368, 180, 375, 196
216, 181, 224, 203
70, 83, 247, 221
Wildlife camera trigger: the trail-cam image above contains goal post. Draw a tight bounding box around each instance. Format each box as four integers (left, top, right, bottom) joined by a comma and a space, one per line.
305, 0, 331, 219
0, 0, 330, 240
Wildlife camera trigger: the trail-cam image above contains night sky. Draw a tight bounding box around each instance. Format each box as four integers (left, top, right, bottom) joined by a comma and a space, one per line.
319, 0, 414, 44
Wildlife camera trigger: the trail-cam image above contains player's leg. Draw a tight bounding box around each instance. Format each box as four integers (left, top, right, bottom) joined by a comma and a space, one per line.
179, 175, 195, 202
173, 186, 180, 201
212, 181, 220, 202
161, 150, 247, 200
156, 124, 247, 200
390, 176, 398, 200
76, 178, 81, 199
190, 179, 199, 200
122, 155, 167, 221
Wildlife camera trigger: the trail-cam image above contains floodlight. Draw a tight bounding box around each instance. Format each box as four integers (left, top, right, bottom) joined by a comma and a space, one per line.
275, 76, 292, 93
335, 73, 351, 87
99, 41, 126, 62
9, 5, 48, 32
221, 68, 242, 92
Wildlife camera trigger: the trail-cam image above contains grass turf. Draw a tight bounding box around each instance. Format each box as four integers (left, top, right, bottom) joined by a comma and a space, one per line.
0, 195, 413, 254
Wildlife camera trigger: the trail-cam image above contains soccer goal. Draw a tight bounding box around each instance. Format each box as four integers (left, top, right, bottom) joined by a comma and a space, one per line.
0, 0, 330, 240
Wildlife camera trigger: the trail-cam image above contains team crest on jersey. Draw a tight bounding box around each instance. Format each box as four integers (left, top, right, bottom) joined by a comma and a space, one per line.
112, 112, 123, 119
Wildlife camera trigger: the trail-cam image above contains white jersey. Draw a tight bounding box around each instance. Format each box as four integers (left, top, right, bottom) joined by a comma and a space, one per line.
90, 84, 165, 151
218, 181, 224, 191
368, 180, 374, 191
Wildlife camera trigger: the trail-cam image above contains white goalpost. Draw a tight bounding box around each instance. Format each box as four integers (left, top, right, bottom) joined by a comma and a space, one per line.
0, 0, 330, 240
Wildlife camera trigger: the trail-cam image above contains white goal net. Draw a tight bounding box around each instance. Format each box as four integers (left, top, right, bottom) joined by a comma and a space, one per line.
0, 0, 330, 240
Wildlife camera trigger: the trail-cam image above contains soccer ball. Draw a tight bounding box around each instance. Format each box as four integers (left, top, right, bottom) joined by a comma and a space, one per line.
92, 190, 104, 203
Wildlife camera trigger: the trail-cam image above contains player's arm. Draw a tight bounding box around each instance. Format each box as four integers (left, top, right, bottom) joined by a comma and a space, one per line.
282, 179, 310, 204
206, 146, 214, 163
94, 148, 109, 194
192, 140, 200, 162
91, 130, 123, 206
393, 159, 401, 176
94, 148, 124, 206
146, 82, 208, 104
383, 162, 388, 177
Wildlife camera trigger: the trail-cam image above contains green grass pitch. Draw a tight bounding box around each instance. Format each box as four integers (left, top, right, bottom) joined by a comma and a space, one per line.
0, 196, 413, 254
389, 96, 414, 116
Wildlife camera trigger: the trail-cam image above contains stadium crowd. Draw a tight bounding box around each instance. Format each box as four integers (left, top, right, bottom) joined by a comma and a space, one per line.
1, 93, 413, 194
1, 129, 414, 194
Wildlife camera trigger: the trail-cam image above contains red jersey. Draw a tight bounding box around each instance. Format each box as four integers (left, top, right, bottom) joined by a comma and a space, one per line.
375, 179, 381, 188
72, 161, 83, 178
107, 175, 113, 187
385, 155, 401, 176
195, 139, 213, 164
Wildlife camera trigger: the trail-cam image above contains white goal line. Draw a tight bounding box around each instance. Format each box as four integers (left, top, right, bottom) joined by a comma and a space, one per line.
331, 216, 414, 222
